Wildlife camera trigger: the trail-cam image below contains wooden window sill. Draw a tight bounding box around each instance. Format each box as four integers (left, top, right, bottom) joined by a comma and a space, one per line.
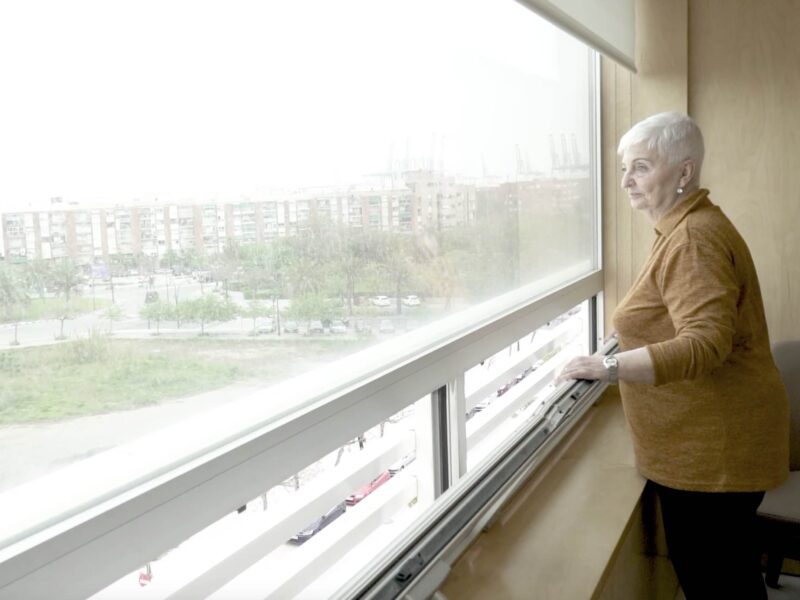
440, 387, 676, 599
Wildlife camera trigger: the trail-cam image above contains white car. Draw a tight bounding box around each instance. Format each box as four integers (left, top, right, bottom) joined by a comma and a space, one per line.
256, 319, 275, 334
389, 452, 416, 475
401, 295, 421, 307
371, 295, 392, 307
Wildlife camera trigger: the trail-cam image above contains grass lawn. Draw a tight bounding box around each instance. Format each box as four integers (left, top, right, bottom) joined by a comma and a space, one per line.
21, 296, 112, 320
0, 335, 371, 425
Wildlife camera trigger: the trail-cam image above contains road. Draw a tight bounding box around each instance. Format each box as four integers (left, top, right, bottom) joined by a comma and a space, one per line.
0, 275, 227, 347
0, 380, 264, 493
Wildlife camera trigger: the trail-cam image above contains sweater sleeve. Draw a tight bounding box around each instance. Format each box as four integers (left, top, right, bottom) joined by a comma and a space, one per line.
647, 241, 739, 386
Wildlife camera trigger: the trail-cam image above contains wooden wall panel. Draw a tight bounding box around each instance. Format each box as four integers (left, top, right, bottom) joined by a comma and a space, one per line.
688, 0, 800, 342
604, 0, 800, 339
602, 0, 688, 328
594, 490, 678, 600
441, 393, 651, 600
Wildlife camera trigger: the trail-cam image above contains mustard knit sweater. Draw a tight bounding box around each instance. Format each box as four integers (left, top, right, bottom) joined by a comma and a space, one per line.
613, 189, 789, 492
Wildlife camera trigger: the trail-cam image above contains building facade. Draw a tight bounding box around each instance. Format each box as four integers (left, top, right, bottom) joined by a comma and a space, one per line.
0, 172, 584, 268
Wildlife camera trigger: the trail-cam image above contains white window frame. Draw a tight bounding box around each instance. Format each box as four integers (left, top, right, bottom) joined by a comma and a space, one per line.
0, 274, 602, 600
0, 50, 603, 600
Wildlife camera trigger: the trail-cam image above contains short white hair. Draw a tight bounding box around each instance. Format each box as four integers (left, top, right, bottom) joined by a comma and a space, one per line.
618, 112, 704, 182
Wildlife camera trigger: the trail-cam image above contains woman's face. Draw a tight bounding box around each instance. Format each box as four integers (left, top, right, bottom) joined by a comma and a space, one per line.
620, 144, 684, 221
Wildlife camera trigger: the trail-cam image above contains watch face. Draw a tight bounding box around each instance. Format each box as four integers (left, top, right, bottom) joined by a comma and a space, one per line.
602, 355, 618, 383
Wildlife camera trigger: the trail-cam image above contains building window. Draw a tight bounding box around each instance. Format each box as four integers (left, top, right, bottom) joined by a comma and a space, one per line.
0, 1, 599, 597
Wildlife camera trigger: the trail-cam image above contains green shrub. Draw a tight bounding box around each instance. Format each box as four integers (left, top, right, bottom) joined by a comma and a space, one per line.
57, 331, 110, 365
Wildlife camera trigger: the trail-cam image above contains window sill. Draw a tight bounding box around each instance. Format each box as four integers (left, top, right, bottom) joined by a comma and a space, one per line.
440, 387, 661, 599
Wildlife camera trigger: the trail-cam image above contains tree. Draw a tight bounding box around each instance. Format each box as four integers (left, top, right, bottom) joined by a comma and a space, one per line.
285, 292, 334, 324
210, 240, 240, 298
49, 259, 84, 339
243, 300, 272, 333
416, 231, 460, 311
375, 233, 416, 315
180, 248, 207, 273
161, 249, 180, 272
0, 265, 28, 345
262, 240, 294, 336
329, 228, 370, 316
172, 300, 190, 329
23, 259, 52, 299
50, 258, 83, 305
286, 243, 321, 296
422, 255, 459, 311
104, 304, 124, 334
184, 294, 236, 335
140, 300, 172, 335
181, 248, 211, 292
239, 243, 271, 300
108, 254, 137, 303
135, 253, 158, 283
55, 305, 77, 340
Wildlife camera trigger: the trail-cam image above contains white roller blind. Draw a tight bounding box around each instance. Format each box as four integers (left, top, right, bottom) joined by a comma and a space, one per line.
515, 0, 636, 71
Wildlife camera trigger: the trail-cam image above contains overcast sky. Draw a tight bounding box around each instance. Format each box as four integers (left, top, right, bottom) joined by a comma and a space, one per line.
0, 0, 591, 208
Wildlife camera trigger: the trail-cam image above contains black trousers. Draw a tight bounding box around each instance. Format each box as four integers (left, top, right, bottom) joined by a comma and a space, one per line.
651, 481, 767, 600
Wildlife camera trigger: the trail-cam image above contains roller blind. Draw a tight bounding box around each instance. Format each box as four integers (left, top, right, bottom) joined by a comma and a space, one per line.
515, 0, 636, 71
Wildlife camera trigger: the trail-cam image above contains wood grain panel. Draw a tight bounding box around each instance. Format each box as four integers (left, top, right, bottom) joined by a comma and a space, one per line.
602, 0, 688, 322
689, 0, 800, 342
615, 67, 634, 297
441, 392, 647, 600
629, 0, 689, 279
593, 491, 678, 600
601, 57, 619, 334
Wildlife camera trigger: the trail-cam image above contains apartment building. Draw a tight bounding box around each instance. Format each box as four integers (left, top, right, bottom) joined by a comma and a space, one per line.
0, 172, 497, 266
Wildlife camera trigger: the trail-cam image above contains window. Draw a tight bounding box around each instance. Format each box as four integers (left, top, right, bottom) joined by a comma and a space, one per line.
464, 302, 592, 472
0, 0, 600, 597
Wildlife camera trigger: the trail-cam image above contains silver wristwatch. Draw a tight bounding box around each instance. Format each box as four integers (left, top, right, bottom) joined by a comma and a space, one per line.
602, 355, 619, 384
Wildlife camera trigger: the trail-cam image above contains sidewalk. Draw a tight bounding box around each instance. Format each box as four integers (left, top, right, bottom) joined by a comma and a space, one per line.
0, 381, 263, 493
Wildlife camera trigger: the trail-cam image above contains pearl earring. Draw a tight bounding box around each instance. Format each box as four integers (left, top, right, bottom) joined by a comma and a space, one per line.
677, 187, 684, 195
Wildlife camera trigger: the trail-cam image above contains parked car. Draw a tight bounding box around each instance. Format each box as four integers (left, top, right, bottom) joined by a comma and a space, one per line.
388, 452, 416, 476
144, 290, 160, 304
308, 320, 325, 334
346, 470, 392, 505
379, 319, 395, 334
330, 320, 348, 334
371, 295, 392, 307
401, 294, 421, 307
256, 319, 275, 334
282, 320, 299, 334
288, 501, 347, 545
496, 382, 513, 397
466, 399, 491, 421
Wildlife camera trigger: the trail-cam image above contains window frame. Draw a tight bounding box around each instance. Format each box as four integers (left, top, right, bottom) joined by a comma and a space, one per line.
0, 275, 601, 599
0, 51, 603, 600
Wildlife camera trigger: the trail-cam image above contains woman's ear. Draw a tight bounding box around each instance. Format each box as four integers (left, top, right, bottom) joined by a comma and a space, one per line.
679, 160, 695, 187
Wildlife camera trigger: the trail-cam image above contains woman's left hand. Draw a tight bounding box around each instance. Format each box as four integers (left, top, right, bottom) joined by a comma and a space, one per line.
554, 355, 607, 386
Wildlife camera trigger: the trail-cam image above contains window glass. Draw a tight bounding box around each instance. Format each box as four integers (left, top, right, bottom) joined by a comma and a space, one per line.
0, 0, 595, 512
465, 301, 591, 471
91, 400, 425, 599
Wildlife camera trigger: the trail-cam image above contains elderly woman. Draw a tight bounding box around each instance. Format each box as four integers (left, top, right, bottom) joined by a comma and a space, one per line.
558, 112, 789, 599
